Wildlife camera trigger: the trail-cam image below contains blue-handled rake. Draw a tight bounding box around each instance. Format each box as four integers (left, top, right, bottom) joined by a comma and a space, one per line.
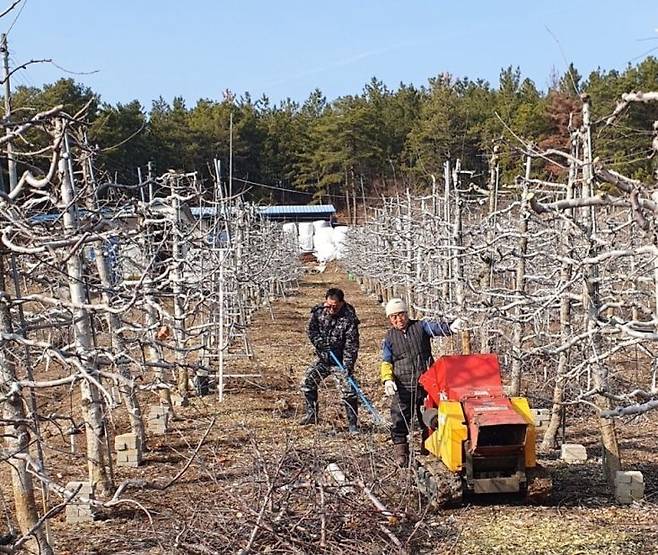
329, 350, 384, 425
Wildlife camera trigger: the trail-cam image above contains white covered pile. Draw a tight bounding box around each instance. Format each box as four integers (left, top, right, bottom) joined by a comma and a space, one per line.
282, 220, 349, 261
298, 222, 315, 253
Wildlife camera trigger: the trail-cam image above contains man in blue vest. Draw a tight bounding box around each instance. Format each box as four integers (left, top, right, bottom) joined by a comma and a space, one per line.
380, 298, 462, 466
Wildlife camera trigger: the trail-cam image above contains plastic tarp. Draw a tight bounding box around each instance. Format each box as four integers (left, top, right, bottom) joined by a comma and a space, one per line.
298, 222, 314, 253
282, 222, 298, 238
291, 221, 350, 259
313, 219, 330, 232
333, 226, 349, 259
282, 223, 299, 252
313, 227, 336, 262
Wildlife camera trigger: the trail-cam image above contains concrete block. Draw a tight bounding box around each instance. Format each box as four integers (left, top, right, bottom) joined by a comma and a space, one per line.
147, 405, 171, 434
66, 513, 94, 524
65, 481, 94, 502
147, 423, 168, 435
621, 470, 642, 482
630, 483, 645, 498
614, 470, 643, 485
614, 470, 644, 503
115, 432, 143, 466
116, 449, 142, 467
116, 459, 140, 468
615, 472, 632, 484
66, 505, 93, 517
532, 408, 550, 426
147, 414, 168, 424
117, 449, 140, 460
560, 443, 587, 463
147, 405, 170, 418
170, 393, 188, 407
114, 433, 141, 451
67, 513, 94, 523
65, 482, 96, 523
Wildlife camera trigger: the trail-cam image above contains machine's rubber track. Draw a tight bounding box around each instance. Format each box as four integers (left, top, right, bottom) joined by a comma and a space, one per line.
414, 456, 463, 507
415, 458, 552, 505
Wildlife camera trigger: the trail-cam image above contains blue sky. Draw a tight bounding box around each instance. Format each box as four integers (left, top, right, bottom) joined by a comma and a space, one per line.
4, 1, 657, 108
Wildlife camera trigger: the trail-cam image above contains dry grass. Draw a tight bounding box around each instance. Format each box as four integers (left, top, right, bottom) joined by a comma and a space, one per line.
2, 264, 657, 554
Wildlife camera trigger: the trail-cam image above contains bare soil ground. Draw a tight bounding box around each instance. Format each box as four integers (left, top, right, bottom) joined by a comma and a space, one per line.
6, 264, 658, 554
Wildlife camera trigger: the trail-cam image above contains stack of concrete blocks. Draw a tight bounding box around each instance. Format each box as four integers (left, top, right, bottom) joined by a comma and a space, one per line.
560, 443, 588, 463
65, 481, 95, 524
114, 432, 142, 467
147, 404, 170, 434
532, 408, 551, 431
614, 470, 645, 504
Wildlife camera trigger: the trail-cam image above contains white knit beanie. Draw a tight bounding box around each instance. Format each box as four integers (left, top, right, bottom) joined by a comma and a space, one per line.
385, 298, 408, 317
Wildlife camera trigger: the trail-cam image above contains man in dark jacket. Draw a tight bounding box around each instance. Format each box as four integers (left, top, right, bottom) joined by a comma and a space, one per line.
380, 298, 462, 466
300, 288, 360, 432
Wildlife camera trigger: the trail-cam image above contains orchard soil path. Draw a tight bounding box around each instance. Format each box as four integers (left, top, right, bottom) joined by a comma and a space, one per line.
39, 264, 658, 554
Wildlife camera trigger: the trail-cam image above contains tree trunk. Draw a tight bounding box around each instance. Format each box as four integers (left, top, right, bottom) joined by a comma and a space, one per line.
541, 142, 577, 450
479, 147, 499, 353
451, 161, 471, 354
59, 128, 112, 494
0, 258, 53, 554
510, 155, 531, 395
404, 191, 414, 319
441, 161, 451, 302
541, 258, 573, 450
581, 95, 621, 483
170, 175, 189, 404
83, 153, 146, 447
139, 191, 173, 408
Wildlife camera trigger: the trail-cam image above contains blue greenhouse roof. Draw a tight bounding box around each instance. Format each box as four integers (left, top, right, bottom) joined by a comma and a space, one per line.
258, 204, 336, 217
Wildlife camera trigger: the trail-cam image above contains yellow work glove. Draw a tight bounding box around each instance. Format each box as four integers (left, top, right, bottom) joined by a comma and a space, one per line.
380, 361, 394, 382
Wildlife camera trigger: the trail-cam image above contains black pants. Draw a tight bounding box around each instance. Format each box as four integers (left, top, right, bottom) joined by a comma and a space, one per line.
390, 385, 427, 445
301, 359, 357, 405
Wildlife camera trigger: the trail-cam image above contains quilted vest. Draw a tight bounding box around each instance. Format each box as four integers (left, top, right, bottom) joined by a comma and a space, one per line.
385, 320, 433, 388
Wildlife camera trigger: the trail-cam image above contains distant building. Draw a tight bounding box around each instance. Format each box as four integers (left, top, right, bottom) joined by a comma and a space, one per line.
258, 204, 336, 223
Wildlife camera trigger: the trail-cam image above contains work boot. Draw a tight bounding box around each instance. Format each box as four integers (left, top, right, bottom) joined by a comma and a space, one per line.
299, 397, 318, 426
299, 412, 317, 425
345, 398, 358, 434
394, 442, 409, 467
299, 390, 319, 426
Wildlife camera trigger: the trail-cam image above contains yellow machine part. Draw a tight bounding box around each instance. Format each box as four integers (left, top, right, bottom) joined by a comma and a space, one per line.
424, 401, 468, 472
510, 397, 537, 468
